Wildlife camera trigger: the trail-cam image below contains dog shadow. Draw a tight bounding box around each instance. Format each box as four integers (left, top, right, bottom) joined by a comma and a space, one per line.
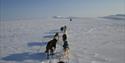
27, 42, 47, 47
50, 29, 60, 32
43, 35, 54, 38
1, 51, 63, 62
1, 42, 48, 62
44, 29, 60, 35
1, 52, 47, 62
44, 32, 57, 35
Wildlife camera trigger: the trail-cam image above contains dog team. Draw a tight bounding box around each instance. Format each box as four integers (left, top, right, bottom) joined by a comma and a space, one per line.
45, 25, 69, 62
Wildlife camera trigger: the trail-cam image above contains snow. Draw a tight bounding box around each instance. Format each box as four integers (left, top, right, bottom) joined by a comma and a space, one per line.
0, 17, 125, 63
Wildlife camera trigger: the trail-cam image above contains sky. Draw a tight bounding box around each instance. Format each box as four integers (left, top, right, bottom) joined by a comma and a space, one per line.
0, 0, 125, 21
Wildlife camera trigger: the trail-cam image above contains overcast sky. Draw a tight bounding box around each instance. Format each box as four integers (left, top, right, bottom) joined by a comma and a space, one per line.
1, 0, 125, 21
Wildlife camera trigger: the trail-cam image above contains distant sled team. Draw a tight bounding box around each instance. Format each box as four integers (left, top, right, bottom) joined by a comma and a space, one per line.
45, 25, 69, 62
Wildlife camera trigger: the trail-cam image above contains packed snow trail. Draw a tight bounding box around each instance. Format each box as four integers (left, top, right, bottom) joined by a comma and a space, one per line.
39, 23, 79, 63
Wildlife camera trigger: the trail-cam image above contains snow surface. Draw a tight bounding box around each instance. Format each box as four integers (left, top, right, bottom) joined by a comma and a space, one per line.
0, 17, 125, 63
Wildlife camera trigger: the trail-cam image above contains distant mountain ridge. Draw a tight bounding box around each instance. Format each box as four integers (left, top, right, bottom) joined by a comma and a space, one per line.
52, 16, 84, 19
102, 14, 125, 20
